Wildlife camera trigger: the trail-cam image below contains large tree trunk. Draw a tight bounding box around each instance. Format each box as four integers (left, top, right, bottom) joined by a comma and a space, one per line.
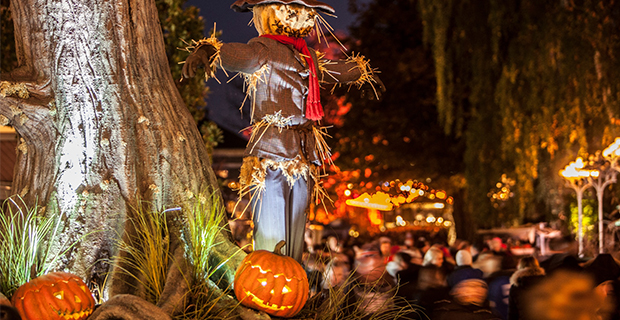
0, 0, 243, 314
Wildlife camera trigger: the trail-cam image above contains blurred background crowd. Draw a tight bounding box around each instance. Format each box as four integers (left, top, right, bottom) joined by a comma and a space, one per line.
298, 229, 620, 320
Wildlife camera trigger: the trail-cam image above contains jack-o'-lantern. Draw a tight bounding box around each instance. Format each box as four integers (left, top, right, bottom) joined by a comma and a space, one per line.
11, 272, 96, 320
234, 240, 309, 318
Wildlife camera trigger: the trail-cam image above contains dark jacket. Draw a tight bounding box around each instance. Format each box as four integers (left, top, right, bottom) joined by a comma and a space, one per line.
486, 269, 514, 320
507, 267, 545, 320
432, 299, 503, 320
447, 265, 484, 288
218, 37, 363, 164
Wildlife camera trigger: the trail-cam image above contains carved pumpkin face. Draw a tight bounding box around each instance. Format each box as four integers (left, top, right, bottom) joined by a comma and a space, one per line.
253, 4, 316, 38
11, 272, 96, 320
234, 241, 309, 318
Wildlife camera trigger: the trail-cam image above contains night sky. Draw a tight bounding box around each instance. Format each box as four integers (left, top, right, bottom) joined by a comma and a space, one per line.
185, 0, 370, 42
183, 0, 372, 146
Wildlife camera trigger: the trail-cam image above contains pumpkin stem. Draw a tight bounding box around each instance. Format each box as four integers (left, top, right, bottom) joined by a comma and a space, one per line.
274, 240, 286, 255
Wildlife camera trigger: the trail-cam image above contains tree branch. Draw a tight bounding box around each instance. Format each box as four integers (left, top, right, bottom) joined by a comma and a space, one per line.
0, 80, 54, 135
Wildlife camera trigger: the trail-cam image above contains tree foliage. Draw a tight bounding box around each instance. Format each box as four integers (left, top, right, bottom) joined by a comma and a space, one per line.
418, 0, 620, 227
0, 0, 16, 73
330, 0, 464, 186
312, 0, 469, 235
156, 0, 223, 156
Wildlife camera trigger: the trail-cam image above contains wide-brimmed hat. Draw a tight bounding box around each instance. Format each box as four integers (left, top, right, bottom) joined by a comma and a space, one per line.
231, 0, 336, 14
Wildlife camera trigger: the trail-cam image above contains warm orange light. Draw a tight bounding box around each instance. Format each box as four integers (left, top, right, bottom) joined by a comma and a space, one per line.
368, 209, 383, 225
560, 156, 598, 180
346, 192, 393, 211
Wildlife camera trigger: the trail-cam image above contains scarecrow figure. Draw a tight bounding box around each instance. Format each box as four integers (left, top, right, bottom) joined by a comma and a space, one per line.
182, 0, 384, 263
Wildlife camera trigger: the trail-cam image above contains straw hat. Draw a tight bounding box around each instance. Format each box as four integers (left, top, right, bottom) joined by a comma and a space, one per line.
231, 0, 336, 14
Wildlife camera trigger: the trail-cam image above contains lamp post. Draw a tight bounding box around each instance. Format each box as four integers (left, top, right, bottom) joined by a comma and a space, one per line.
597, 138, 620, 253
586, 160, 617, 254
560, 157, 595, 257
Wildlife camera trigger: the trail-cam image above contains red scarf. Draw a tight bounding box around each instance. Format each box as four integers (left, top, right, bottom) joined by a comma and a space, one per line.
260, 34, 323, 121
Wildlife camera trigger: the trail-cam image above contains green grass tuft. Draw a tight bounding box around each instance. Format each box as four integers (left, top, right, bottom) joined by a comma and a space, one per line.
177, 190, 246, 319
112, 201, 171, 304
181, 191, 231, 283
302, 272, 423, 320
0, 196, 65, 298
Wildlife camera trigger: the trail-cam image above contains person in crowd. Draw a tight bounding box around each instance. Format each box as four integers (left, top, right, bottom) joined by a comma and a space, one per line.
473, 251, 503, 278
582, 253, 620, 289
390, 251, 423, 302
432, 279, 502, 320
488, 237, 514, 263
326, 236, 351, 267
390, 251, 422, 283
379, 236, 394, 263
508, 256, 546, 320
471, 241, 491, 263
352, 242, 393, 285
408, 262, 451, 315
403, 232, 415, 249
387, 251, 411, 278
349, 242, 396, 317
417, 236, 431, 255
582, 254, 620, 319
539, 253, 582, 275
447, 250, 484, 288
424, 244, 455, 276
522, 270, 611, 320
322, 254, 351, 290
303, 243, 327, 297
404, 246, 424, 266
423, 246, 445, 268
486, 254, 517, 320
450, 239, 471, 259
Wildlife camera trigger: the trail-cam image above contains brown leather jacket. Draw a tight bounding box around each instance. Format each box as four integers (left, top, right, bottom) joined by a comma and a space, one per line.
218, 36, 363, 165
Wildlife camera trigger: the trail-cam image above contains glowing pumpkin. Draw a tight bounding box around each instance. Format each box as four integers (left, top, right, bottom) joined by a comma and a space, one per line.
11, 272, 96, 320
234, 240, 309, 318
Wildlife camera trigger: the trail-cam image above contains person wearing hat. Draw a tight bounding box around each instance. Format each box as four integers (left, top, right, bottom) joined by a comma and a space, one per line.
432, 279, 502, 320
447, 250, 484, 288
182, 0, 384, 263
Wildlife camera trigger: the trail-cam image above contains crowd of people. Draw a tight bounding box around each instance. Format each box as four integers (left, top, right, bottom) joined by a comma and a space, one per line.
302, 230, 620, 320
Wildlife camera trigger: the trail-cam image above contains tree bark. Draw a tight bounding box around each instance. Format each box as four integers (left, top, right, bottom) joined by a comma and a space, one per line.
0, 0, 243, 315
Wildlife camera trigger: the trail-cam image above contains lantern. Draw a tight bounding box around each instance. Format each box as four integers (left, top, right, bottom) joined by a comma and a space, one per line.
234, 241, 309, 318
11, 272, 96, 320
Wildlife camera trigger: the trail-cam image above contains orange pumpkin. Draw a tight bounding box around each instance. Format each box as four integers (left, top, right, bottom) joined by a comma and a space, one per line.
11, 272, 96, 320
234, 241, 309, 318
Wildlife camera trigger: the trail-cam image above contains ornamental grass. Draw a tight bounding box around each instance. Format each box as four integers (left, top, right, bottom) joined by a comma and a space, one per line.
112, 199, 172, 305
0, 196, 67, 297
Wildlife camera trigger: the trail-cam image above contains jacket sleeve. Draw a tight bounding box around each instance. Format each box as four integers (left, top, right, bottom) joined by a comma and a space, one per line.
318, 59, 363, 84
217, 38, 270, 74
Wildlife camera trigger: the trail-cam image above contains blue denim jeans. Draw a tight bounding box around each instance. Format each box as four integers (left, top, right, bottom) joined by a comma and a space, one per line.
252, 167, 311, 263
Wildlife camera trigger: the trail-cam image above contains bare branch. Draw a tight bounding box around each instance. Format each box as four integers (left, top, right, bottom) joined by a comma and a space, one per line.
0, 81, 54, 139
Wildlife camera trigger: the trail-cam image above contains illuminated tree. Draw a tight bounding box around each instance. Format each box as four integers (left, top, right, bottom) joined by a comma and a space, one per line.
418, 0, 620, 226
323, 0, 470, 236
0, 0, 240, 313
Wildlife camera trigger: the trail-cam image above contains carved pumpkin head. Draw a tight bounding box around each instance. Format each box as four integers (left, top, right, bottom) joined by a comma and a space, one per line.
11, 272, 96, 320
234, 240, 309, 318
252, 4, 317, 38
